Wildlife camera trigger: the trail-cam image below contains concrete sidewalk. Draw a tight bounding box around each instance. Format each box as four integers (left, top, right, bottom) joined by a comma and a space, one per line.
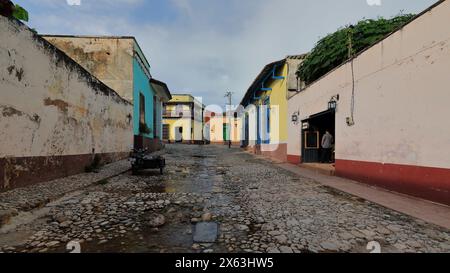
275, 162, 450, 230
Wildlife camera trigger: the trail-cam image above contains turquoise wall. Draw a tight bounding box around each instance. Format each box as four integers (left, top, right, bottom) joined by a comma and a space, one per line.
133, 58, 155, 138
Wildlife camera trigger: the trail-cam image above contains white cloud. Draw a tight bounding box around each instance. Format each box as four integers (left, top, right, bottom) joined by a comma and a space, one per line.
367, 0, 382, 6
66, 0, 81, 6
18, 0, 438, 106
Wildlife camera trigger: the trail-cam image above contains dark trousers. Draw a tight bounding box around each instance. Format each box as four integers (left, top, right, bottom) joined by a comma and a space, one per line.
320, 148, 332, 163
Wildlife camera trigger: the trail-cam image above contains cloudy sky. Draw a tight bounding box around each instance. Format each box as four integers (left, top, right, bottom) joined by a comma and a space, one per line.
16, 0, 437, 107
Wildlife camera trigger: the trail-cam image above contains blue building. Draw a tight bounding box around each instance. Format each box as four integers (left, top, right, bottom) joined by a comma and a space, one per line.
43, 35, 172, 152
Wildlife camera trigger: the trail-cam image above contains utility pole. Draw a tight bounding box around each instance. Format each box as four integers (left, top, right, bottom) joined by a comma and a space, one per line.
224, 91, 233, 148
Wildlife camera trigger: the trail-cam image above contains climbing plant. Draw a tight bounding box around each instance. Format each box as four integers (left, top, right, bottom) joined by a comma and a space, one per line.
0, 0, 29, 22
297, 14, 415, 86
12, 3, 28, 21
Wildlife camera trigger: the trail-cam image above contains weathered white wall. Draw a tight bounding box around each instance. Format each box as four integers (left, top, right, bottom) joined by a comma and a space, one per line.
0, 17, 133, 180
193, 100, 204, 142
288, 0, 450, 169
287, 66, 346, 159
193, 120, 203, 141
246, 105, 257, 146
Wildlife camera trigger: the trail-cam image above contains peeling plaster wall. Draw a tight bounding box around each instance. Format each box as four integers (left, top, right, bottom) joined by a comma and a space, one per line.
42, 36, 164, 151
287, 1, 450, 205
0, 17, 133, 190
42, 36, 134, 102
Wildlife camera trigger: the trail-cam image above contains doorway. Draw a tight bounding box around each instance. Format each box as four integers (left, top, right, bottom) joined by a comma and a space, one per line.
243, 113, 249, 147
301, 110, 335, 163
223, 123, 230, 142
175, 126, 183, 143
163, 124, 170, 141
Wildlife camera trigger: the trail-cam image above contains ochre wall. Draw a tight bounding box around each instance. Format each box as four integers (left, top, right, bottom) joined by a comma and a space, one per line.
243, 63, 290, 161
266, 63, 288, 144
0, 17, 133, 190
206, 114, 241, 144
42, 36, 134, 102
163, 95, 204, 143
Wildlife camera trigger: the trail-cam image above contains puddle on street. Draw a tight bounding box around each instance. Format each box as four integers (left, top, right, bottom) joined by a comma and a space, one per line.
60, 206, 228, 253
79, 223, 195, 253
53, 146, 237, 253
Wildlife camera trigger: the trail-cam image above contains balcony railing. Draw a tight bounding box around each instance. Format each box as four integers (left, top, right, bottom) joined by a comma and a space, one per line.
163, 110, 192, 118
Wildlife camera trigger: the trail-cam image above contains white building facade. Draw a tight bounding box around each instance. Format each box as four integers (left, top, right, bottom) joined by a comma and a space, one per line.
287, 0, 450, 206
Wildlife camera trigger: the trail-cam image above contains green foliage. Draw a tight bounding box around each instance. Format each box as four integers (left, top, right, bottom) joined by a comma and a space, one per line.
12, 4, 28, 21
297, 14, 415, 86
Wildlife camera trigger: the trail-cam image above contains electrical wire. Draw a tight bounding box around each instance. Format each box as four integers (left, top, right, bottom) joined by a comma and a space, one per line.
350, 58, 355, 124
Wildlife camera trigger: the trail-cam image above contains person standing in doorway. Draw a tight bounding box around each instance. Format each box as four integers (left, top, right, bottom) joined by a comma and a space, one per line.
321, 130, 334, 163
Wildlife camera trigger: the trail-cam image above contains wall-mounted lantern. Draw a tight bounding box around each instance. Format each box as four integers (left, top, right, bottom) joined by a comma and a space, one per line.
328, 94, 339, 111
328, 100, 337, 110
291, 111, 300, 125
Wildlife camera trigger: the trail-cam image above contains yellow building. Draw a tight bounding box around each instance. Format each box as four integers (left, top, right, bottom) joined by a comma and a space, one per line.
205, 111, 242, 146
240, 55, 305, 162
162, 94, 204, 144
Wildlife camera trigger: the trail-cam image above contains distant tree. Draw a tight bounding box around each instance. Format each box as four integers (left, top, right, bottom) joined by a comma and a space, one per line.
297, 14, 415, 86
0, 0, 29, 22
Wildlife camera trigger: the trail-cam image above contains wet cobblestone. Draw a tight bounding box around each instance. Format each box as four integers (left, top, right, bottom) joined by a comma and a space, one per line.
0, 145, 449, 253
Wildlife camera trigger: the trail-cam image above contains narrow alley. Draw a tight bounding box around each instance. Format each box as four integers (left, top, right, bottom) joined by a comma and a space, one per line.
1, 145, 449, 253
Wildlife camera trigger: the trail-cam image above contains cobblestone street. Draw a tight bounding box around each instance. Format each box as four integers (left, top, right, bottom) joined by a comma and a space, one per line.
0, 145, 449, 253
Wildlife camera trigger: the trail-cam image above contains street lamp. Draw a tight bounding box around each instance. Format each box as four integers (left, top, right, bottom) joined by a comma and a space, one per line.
328, 95, 339, 111
328, 100, 337, 110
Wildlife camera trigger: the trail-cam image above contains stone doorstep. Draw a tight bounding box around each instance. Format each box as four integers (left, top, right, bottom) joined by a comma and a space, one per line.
249, 151, 336, 176
298, 163, 336, 176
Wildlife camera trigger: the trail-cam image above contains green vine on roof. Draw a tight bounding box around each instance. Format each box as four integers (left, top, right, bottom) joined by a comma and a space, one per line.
297, 14, 415, 86
12, 3, 28, 21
